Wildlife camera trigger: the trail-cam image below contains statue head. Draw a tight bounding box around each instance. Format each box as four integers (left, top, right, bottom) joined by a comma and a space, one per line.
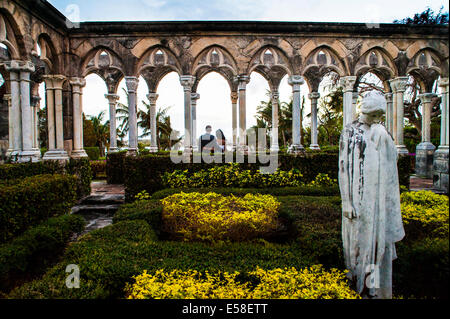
359, 91, 386, 125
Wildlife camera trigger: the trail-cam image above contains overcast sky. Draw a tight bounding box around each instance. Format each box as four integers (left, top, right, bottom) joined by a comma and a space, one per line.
42, 0, 448, 143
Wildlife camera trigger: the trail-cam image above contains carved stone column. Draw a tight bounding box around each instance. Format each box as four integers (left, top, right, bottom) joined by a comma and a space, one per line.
308, 92, 320, 150
190, 92, 200, 150
270, 90, 280, 152
288, 75, 305, 153
385, 92, 394, 135
434, 78, 449, 192
125, 76, 139, 156
5, 61, 40, 162
389, 77, 409, 155
340, 76, 357, 127
415, 93, 437, 178
147, 92, 159, 153
70, 77, 88, 158
237, 75, 250, 152
230, 91, 238, 151
180, 75, 195, 156
105, 93, 120, 153
30, 95, 40, 151
3, 94, 13, 157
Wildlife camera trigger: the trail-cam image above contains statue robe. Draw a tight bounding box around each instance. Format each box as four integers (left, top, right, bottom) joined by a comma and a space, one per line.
339, 120, 405, 299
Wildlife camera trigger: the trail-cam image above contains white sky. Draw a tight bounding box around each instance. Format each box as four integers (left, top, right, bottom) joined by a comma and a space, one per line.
41, 0, 448, 142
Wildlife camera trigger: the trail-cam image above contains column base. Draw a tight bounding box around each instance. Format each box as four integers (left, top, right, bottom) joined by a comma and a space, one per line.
43, 149, 69, 161
288, 144, 305, 154
415, 142, 436, 178
270, 145, 279, 152
396, 145, 409, 156
108, 147, 119, 153
237, 145, 248, 153
126, 148, 138, 156
149, 146, 158, 153
18, 149, 41, 163
433, 146, 448, 193
309, 144, 320, 150
71, 149, 88, 159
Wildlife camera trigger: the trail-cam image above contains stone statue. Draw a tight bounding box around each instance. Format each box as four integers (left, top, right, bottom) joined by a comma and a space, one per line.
338, 91, 405, 299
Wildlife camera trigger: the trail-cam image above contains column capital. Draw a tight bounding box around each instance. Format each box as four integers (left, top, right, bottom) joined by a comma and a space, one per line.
308, 92, 320, 100
419, 93, 438, 104
69, 77, 86, 89
230, 91, 238, 104
271, 91, 279, 100
147, 92, 159, 103
43, 75, 66, 89
238, 75, 250, 90
288, 75, 305, 86
4, 60, 35, 73
125, 76, 139, 93
389, 76, 409, 93
179, 75, 195, 90
190, 92, 200, 101
384, 92, 393, 103
438, 77, 449, 91
104, 93, 120, 103
339, 76, 357, 92
31, 95, 41, 108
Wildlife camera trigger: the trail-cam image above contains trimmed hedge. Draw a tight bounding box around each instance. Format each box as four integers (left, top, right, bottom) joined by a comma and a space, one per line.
8, 220, 314, 299
0, 158, 92, 198
106, 151, 412, 201
0, 214, 85, 293
91, 160, 106, 179
113, 200, 163, 237
0, 174, 78, 243
106, 151, 127, 184
84, 147, 100, 161
151, 186, 340, 199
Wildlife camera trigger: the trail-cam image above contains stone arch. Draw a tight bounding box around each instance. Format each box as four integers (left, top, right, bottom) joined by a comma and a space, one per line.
354, 46, 397, 83
137, 46, 182, 92
302, 45, 346, 92
35, 34, 60, 73
0, 10, 26, 60
192, 45, 238, 92
247, 45, 293, 90
81, 47, 125, 94
406, 48, 445, 92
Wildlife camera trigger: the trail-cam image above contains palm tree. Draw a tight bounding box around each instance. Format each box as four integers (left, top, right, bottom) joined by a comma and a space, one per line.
89, 111, 110, 157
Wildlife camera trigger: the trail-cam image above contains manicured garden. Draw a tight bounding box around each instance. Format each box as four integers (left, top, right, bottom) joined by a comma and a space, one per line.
0, 153, 447, 299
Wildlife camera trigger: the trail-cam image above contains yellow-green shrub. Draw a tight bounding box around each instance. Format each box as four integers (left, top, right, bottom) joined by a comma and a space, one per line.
161, 192, 280, 241
125, 265, 360, 299
400, 191, 449, 237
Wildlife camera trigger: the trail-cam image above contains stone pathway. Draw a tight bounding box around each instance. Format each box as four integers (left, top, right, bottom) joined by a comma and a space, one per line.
70, 181, 125, 240
409, 176, 434, 191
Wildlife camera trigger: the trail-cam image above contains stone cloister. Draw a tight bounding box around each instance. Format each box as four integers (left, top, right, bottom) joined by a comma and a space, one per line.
0, 0, 448, 191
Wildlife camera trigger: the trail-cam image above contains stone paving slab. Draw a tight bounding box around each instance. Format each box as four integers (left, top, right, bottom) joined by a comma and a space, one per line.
91, 180, 125, 195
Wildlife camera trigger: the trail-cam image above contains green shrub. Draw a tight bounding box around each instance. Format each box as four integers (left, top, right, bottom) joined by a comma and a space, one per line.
125, 265, 359, 299
65, 158, 92, 198
0, 174, 78, 243
395, 238, 449, 299
401, 191, 449, 239
8, 220, 314, 299
113, 200, 162, 236
106, 151, 127, 184
0, 214, 85, 293
151, 186, 340, 199
162, 164, 305, 188
118, 152, 411, 201
84, 147, 100, 161
0, 158, 92, 199
90, 160, 106, 179
161, 192, 280, 242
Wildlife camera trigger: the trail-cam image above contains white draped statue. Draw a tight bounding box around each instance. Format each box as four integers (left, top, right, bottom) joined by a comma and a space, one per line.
338, 91, 405, 299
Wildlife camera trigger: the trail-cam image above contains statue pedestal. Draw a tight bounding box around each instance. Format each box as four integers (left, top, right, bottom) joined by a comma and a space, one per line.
433, 146, 449, 193
415, 142, 436, 178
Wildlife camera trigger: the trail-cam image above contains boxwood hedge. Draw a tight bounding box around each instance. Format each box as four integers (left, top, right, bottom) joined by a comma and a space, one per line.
0, 174, 79, 243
